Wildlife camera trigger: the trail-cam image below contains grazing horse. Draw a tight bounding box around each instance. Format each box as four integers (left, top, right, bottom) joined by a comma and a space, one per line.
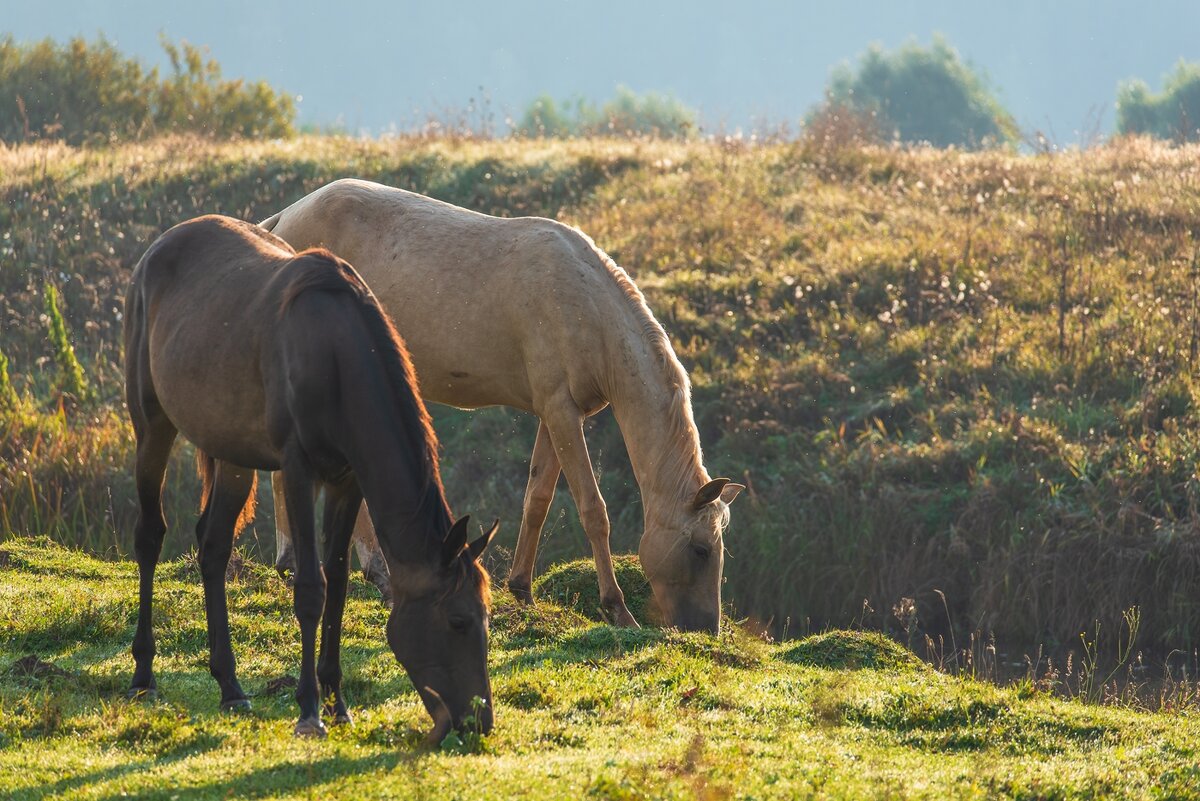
123, 215, 497, 740
262, 179, 743, 633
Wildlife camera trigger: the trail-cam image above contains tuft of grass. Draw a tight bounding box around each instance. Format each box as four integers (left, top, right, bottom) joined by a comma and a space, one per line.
534, 555, 655, 625
780, 630, 928, 671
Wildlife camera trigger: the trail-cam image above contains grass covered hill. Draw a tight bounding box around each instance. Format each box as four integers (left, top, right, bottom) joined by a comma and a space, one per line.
3, 134, 1200, 653
3, 538, 1200, 800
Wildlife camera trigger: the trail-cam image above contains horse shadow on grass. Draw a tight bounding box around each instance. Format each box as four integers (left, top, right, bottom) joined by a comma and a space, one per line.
10, 729, 226, 801
67, 752, 414, 801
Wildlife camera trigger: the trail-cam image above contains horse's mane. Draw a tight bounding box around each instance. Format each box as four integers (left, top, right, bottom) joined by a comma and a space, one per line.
279, 250, 489, 596
574, 230, 709, 504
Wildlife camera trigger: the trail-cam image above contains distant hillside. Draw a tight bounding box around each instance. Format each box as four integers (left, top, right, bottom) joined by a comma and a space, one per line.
3, 134, 1200, 654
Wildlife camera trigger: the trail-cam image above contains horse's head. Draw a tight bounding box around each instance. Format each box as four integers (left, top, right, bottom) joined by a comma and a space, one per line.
638, 478, 744, 634
386, 516, 498, 743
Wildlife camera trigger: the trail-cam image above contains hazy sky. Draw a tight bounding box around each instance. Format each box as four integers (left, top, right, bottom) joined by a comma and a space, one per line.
7, 1, 1200, 142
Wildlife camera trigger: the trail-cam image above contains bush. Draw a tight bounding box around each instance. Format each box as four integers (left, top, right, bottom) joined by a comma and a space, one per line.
815, 36, 1017, 149
515, 86, 696, 138
0, 35, 294, 145
1117, 61, 1200, 142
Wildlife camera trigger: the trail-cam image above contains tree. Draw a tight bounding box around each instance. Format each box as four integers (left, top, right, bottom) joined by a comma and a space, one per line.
515, 86, 696, 138
815, 36, 1018, 149
1117, 61, 1200, 142
0, 35, 294, 145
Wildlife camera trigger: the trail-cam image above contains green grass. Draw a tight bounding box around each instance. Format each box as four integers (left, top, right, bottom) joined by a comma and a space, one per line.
1, 538, 1199, 800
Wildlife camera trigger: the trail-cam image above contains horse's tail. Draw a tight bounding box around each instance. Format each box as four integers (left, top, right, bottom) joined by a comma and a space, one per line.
258, 210, 283, 232
196, 450, 259, 538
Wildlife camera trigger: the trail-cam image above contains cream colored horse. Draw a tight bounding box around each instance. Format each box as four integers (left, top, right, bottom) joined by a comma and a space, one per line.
262, 179, 742, 632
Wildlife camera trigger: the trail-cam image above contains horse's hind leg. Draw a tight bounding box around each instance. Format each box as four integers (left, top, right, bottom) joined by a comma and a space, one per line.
507, 419, 561, 604
350, 506, 391, 605
541, 403, 638, 628
195, 460, 255, 710
271, 472, 296, 577
317, 480, 363, 726
128, 410, 178, 699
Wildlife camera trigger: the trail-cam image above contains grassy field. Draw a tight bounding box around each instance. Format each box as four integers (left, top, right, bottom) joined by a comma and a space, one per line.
4, 537, 1200, 800
4, 133, 1200, 657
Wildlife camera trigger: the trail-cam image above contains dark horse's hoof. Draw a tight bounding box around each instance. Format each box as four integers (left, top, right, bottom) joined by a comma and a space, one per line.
331, 711, 353, 726
127, 686, 157, 702
221, 698, 253, 713
294, 716, 327, 738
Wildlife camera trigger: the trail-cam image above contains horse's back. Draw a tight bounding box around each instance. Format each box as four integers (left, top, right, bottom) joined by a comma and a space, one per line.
127, 216, 297, 468
265, 180, 642, 414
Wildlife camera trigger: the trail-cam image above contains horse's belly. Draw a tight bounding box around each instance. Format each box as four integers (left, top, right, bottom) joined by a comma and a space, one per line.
415, 362, 533, 411
148, 324, 278, 469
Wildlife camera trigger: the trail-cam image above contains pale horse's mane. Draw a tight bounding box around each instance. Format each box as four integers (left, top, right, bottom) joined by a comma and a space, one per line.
573, 227, 711, 514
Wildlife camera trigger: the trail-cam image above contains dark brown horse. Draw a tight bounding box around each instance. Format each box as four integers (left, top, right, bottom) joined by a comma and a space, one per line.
124, 214, 497, 740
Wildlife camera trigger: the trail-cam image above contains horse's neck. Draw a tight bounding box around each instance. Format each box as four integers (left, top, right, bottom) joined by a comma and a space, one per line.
338, 378, 451, 567
608, 348, 707, 525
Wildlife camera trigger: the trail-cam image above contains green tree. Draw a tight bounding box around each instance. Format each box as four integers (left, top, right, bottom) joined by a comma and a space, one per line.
1117, 61, 1200, 142
0, 35, 294, 145
516, 94, 589, 137
515, 86, 696, 138
155, 36, 295, 139
816, 36, 1018, 149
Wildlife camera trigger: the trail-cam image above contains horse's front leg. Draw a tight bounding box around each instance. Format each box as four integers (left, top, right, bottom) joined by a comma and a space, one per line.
281, 456, 326, 737
318, 480, 364, 726
542, 401, 639, 628
195, 460, 256, 710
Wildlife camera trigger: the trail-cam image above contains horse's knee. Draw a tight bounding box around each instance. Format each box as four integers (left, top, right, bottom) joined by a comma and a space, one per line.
524, 486, 555, 515
578, 500, 610, 544
198, 542, 233, 583
133, 516, 166, 559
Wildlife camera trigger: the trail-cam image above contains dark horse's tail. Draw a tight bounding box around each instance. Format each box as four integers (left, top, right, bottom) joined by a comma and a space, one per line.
196, 450, 259, 538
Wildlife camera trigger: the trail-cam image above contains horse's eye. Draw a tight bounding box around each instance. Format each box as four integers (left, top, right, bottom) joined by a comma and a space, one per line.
692, 543, 712, 560
449, 614, 470, 632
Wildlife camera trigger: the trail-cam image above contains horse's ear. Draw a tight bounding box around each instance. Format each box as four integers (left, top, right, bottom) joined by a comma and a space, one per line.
467, 519, 500, 563
692, 478, 730, 510
720, 483, 746, 505
442, 516, 470, 565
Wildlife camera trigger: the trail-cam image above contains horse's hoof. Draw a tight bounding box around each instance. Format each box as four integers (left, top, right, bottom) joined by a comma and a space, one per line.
274, 549, 296, 578
507, 581, 534, 605
221, 698, 252, 713
609, 605, 641, 629
293, 717, 327, 738
331, 711, 353, 726
127, 686, 157, 702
